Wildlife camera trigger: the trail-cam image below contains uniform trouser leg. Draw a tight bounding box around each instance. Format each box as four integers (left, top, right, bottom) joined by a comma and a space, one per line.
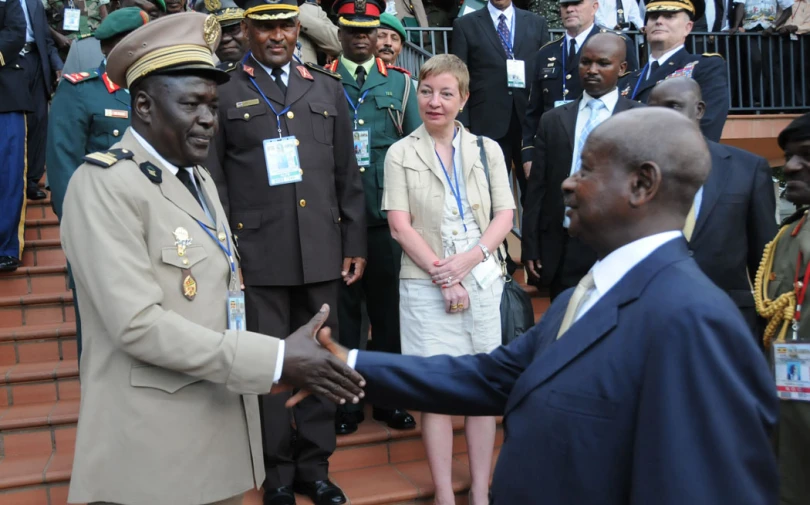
777, 401, 810, 504
0, 112, 27, 259
494, 108, 522, 271
20, 51, 48, 188
247, 281, 339, 488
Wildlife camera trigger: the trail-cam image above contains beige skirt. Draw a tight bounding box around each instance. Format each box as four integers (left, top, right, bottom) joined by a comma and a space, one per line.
399, 274, 504, 358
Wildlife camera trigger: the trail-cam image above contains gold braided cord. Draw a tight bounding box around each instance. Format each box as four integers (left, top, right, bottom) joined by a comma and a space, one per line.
647, 1, 696, 13
754, 224, 797, 349
245, 4, 299, 16
338, 17, 381, 27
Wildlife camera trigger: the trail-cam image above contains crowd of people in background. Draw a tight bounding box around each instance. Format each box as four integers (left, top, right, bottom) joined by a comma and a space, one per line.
1, 0, 810, 503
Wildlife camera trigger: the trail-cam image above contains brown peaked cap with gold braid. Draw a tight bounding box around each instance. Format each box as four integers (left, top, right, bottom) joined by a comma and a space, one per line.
106, 12, 229, 88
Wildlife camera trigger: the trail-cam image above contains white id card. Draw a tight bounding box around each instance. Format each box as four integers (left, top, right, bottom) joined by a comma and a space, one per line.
773, 343, 810, 401
554, 100, 573, 108
63, 7, 81, 31
353, 129, 371, 167
506, 59, 526, 89
790, 33, 799, 41
227, 290, 246, 330
263, 136, 303, 186
471, 255, 503, 289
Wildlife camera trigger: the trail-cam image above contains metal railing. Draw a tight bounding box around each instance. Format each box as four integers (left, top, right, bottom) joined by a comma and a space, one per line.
400, 27, 810, 113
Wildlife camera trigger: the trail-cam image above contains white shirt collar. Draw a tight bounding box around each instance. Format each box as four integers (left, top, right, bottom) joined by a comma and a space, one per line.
565, 24, 593, 53
651, 44, 685, 66
579, 88, 620, 113
590, 231, 682, 300
487, 1, 515, 24
131, 128, 188, 177
256, 60, 292, 85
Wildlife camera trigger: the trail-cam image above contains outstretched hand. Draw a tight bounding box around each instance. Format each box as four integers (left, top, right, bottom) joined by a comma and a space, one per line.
274, 305, 365, 407
284, 327, 352, 408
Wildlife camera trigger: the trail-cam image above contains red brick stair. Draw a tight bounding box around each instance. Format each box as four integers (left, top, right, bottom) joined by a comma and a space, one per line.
0, 194, 548, 505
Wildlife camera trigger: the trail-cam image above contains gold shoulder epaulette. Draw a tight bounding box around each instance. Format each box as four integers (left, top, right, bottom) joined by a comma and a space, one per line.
83, 148, 134, 168
702, 52, 724, 59
539, 35, 564, 51
218, 61, 238, 73
306, 62, 341, 79
78, 32, 94, 40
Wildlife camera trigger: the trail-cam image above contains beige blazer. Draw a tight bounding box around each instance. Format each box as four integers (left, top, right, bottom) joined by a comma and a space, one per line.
61, 129, 280, 505
297, 2, 341, 64
382, 123, 515, 279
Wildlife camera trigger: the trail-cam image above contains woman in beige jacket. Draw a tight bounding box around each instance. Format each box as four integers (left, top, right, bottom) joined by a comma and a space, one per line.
382, 54, 515, 505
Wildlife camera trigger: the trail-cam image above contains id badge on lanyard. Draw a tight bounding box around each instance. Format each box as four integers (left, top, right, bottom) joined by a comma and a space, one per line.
263, 137, 303, 186
63, 2, 81, 31
773, 343, 810, 402
507, 59, 526, 89
353, 129, 371, 167
194, 221, 244, 330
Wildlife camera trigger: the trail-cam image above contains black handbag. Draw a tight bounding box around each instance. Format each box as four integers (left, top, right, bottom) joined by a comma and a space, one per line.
476, 137, 536, 344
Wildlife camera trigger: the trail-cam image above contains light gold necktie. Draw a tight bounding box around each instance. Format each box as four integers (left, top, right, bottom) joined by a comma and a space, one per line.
556, 271, 595, 339
683, 201, 697, 242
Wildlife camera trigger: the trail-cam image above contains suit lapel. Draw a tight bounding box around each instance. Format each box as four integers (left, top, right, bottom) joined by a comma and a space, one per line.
361, 62, 387, 94
560, 99, 581, 149
286, 62, 313, 108
612, 97, 632, 115
636, 48, 689, 95
249, 56, 285, 107
460, 126, 480, 184
691, 141, 730, 241
337, 61, 360, 90
412, 125, 443, 182
475, 9, 507, 58
512, 10, 525, 56
194, 167, 218, 227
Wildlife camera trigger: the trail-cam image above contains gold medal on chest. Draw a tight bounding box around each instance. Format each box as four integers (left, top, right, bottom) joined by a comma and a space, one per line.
182, 270, 197, 301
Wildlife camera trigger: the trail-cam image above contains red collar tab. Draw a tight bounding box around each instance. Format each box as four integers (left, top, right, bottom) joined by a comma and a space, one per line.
296, 65, 314, 81
376, 58, 387, 76
243, 64, 255, 77
102, 72, 120, 93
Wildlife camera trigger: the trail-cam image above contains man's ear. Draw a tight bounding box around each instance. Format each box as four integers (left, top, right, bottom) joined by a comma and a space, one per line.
133, 89, 154, 126
629, 161, 662, 208
695, 100, 706, 121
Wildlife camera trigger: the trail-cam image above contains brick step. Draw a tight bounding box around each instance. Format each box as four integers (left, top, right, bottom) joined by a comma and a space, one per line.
23, 218, 60, 242
0, 266, 69, 297
25, 201, 56, 222
0, 359, 79, 408
20, 240, 66, 269
0, 292, 75, 330
0, 324, 78, 367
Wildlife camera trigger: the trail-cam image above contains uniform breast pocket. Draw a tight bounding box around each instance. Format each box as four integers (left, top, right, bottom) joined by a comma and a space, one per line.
539, 66, 560, 81
226, 103, 269, 148
309, 102, 337, 145
89, 115, 129, 151
373, 95, 403, 138
402, 161, 431, 189
160, 244, 209, 270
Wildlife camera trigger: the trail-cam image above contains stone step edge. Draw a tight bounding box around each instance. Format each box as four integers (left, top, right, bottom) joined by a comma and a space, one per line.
0, 323, 77, 343
24, 217, 59, 228
0, 398, 80, 431
0, 292, 73, 308
0, 265, 68, 279
1, 359, 78, 385
22, 239, 62, 249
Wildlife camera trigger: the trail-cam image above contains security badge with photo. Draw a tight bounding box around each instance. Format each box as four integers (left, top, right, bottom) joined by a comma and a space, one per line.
173, 227, 197, 301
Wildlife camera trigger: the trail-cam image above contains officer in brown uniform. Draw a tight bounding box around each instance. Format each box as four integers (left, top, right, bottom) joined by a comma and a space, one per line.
207, 0, 366, 503
754, 112, 810, 505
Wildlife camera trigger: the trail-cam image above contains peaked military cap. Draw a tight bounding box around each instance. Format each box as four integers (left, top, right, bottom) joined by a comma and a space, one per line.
778, 112, 810, 150
106, 12, 228, 88
379, 12, 405, 39
645, 0, 705, 21
234, 0, 299, 20
195, 0, 245, 27
333, 0, 384, 28
94, 7, 150, 41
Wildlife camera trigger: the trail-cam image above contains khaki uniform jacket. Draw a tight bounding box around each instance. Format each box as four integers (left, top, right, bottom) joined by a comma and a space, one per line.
297, 2, 341, 64
62, 129, 280, 505
382, 123, 516, 279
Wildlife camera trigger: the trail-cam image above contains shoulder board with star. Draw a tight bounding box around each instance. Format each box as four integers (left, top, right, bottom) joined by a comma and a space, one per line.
62, 70, 100, 85
386, 64, 411, 77
702, 52, 725, 59
218, 61, 239, 72
78, 32, 95, 40
539, 35, 564, 51
306, 62, 341, 79
83, 148, 134, 168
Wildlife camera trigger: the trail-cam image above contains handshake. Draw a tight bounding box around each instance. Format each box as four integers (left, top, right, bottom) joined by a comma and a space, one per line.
272, 304, 364, 408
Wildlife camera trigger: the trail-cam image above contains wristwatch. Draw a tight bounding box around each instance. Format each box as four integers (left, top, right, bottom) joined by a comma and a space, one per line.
477, 243, 491, 262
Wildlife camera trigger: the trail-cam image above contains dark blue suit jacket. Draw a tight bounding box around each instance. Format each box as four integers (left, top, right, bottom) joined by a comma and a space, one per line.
0, 0, 32, 112
25, 0, 62, 95
356, 238, 778, 505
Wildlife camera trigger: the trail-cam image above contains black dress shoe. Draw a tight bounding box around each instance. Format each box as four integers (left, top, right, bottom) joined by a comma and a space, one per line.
263, 486, 296, 505
27, 187, 47, 200
0, 256, 21, 272
335, 411, 358, 435
294, 480, 346, 505
373, 408, 416, 430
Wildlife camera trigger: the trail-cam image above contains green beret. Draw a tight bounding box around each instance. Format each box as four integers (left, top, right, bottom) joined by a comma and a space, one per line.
379, 12, 406, 40
94, 7, 151, 41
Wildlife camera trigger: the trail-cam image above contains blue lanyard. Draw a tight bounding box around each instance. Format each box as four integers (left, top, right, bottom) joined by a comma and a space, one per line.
344, 88, 370, 130
497, 14, 516, 59
243, 52, 292, 138
630, 62, 650, 100
195, 220, 236, 278
435, 148, 467, 233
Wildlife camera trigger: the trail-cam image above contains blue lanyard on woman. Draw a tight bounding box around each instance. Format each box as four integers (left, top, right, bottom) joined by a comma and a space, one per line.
242, 51, 291, 138
435, 148, 467, 233
344, 88, 370, 130
195, 219, 236, 284
497, 14, 516, 59
630, 62, 650, 100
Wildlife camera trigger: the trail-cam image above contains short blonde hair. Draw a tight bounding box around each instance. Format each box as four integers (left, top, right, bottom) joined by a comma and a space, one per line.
418, 54, 470, 97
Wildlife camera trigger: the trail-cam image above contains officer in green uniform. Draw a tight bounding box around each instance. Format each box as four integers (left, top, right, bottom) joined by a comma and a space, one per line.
44, 6, 149, 364
326, 0, 420, 435
194, 0, 248, 70
45, 0, 106, 61
753, 112, 810, 505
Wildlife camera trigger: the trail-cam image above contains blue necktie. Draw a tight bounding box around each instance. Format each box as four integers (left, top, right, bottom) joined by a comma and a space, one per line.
564, 99, 607, 228
497, 14, 512, 58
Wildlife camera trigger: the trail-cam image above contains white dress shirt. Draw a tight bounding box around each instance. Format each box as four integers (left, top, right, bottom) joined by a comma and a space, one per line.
645, 44, 685, 79
564, 25, 593, 58
487, 1, 516, 49
574, 231, 682, 321
595, 0, 644, 30
256, 60, 292, 86
130, 128, 286, 382
569, 88, 620, 177
19, 0, 35, 44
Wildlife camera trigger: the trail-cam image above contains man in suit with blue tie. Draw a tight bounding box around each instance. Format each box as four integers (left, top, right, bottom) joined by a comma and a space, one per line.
648, 77, 777, 342
311, 107, 779, 504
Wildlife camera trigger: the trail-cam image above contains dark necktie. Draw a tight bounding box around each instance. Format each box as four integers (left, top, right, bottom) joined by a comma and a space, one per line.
176, 169, 203, 208
355, 66, 366, 88
271, 67, 287, 96
568, 38, 577, 64
646, 61, 660, 82
497, 14, 512, 57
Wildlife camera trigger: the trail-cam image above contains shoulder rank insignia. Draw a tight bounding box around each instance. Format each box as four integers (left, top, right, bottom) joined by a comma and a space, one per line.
620, 82, 631, 97
665, 61, 698, 80
296, 64, 314, 81
702, 52, 724, 59
139, 161, 162, 183
83, 148, 134, 168
375, 58, 388, 77
62, 70, 100, 85
386, 64, 411, 77
306, 62, 341, 79
218, 61, 238, 72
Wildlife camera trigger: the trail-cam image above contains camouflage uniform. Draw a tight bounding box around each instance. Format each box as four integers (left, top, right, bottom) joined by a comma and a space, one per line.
530, 0, 561, 28
45, 0, 103, 53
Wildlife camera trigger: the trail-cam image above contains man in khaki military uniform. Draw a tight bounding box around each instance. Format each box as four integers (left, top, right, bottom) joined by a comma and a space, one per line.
61, 12, 364, 505
296, 0, 340, 64
194, 0, 249, 68
754, 112, 810, 505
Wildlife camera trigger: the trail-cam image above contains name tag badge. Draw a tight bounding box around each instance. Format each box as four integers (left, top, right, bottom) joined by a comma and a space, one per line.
227, 290, 246, 330
263, 136, 303, 186
773, 343, 810, 402
554, 100, 573, 108
104, 109, 129, 119
63, 7, 81, 31
506, 59, 526, 89
353, 129, 371, 167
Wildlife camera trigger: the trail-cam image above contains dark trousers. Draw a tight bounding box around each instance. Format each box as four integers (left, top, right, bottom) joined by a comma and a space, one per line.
0, 112, 27, 259
19, 50, 48, 187
337, 225, 402, 416
549, 232, 597, 301
245, 281, 339, 488
494, 107, 526, 202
